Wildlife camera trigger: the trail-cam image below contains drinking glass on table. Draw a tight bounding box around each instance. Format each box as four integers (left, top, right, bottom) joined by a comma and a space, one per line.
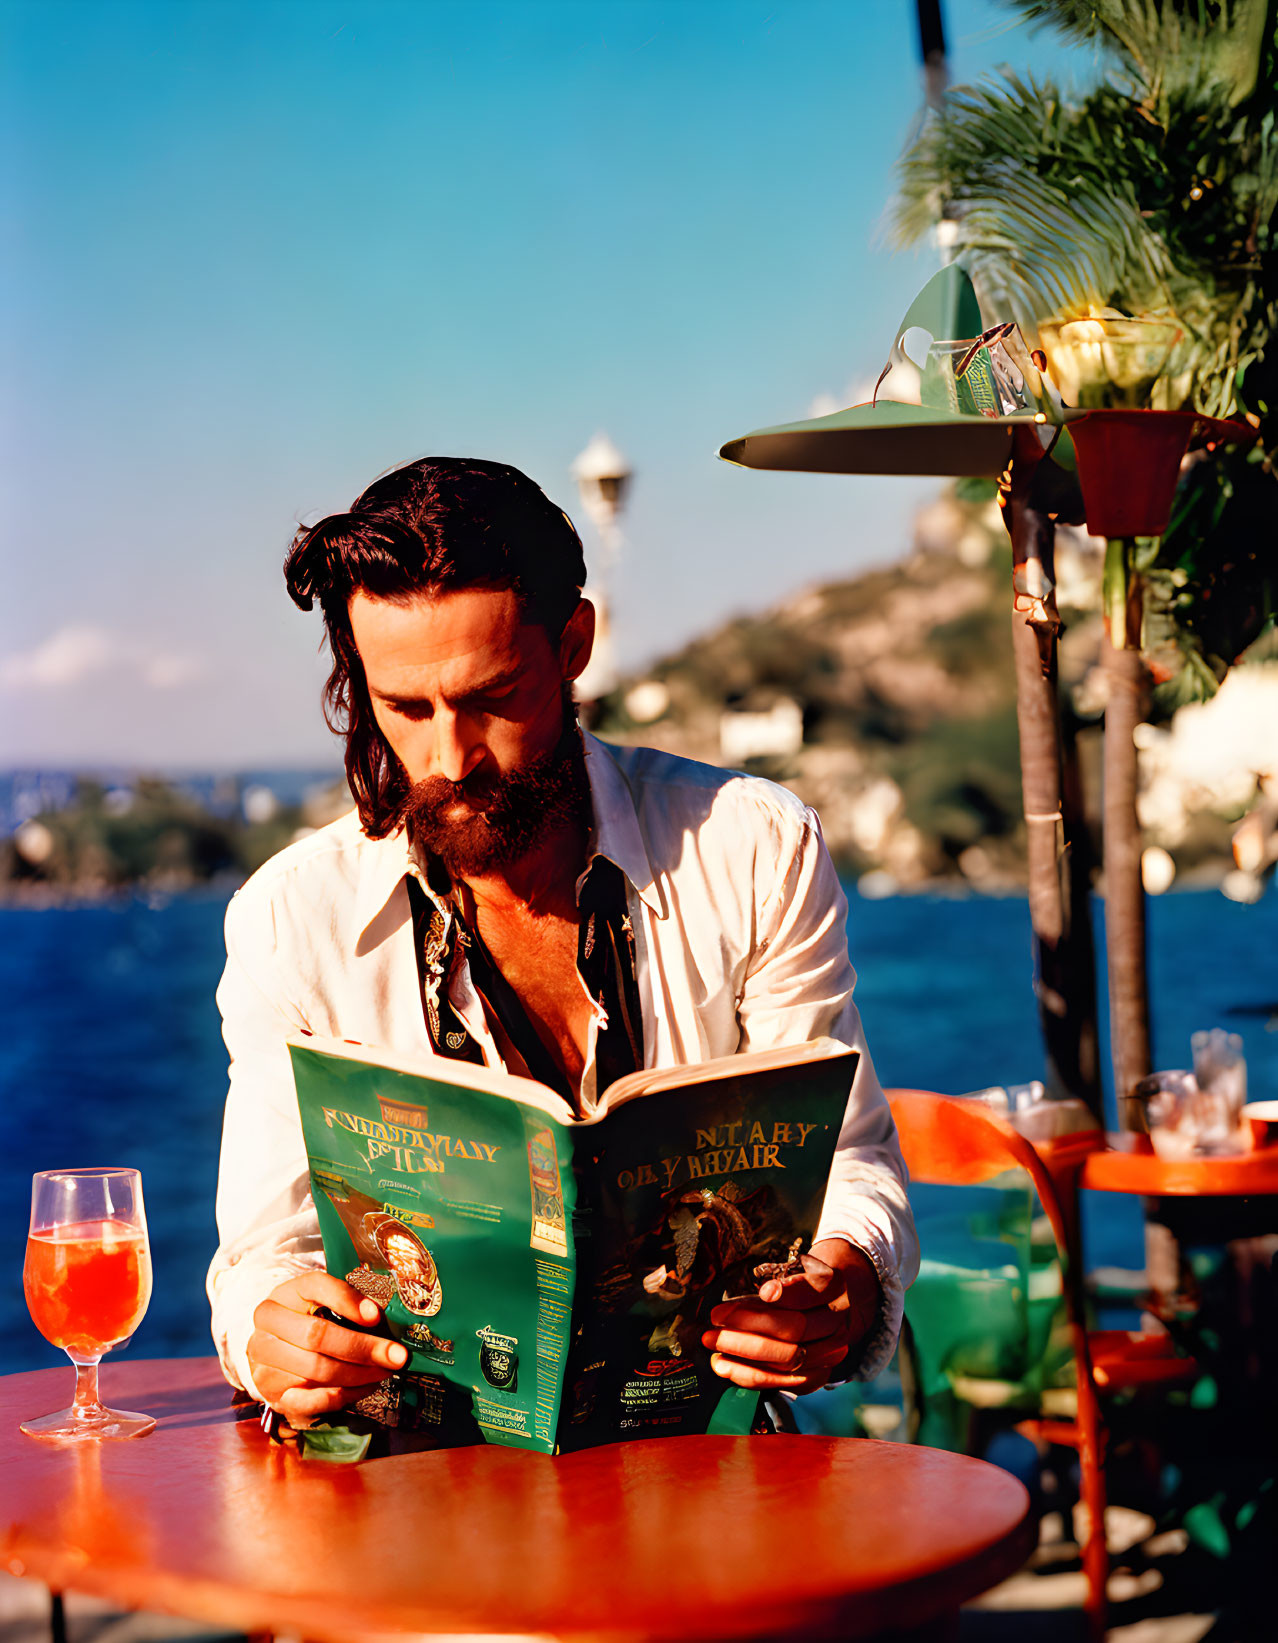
21, 1168, 156, 1441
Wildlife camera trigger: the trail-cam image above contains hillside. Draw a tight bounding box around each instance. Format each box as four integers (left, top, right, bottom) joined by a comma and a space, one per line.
596, 485, 1109, 888
8, 481, 1263, 900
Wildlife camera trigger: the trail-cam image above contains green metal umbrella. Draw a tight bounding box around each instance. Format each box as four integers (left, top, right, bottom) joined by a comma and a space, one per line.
717, 395, 1053, 478
718, 264, 1065, 479
717, 265, 1250, 536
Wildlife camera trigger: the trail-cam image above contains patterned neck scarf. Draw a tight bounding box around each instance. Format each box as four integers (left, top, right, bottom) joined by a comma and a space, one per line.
406, 854, 643, 1109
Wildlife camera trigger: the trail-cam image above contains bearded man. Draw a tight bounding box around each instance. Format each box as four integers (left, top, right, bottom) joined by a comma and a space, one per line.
207, 456, 918, 1431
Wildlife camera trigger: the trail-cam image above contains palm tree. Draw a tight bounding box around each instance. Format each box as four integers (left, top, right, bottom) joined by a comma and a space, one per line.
891, 0, 1277, 1115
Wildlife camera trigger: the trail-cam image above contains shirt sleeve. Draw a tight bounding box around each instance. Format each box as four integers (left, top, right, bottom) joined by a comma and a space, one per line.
736, 803, 919, 1383
205, 880, 325, 1401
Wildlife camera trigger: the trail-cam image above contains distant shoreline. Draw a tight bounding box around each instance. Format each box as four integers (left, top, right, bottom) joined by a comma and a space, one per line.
0, 865, 1242, 912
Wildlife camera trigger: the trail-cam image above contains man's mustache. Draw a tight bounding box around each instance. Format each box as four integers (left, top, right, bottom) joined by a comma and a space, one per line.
404, 770, 500, 816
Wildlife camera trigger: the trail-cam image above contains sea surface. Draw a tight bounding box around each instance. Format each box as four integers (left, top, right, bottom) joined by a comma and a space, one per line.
2, 884, 1275, 1374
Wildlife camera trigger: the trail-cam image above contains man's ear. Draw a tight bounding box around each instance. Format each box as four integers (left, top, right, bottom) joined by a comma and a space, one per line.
558, 598, 596, 684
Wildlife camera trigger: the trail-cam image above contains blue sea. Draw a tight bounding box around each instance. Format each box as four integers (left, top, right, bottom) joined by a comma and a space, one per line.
2, 885, 1276, 1374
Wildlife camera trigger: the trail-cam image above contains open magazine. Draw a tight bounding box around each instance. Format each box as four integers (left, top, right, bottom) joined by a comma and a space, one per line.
289, 1033, 858, 1454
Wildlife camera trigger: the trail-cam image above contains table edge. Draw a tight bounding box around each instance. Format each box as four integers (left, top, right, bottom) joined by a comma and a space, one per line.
3, 1360, 1036, 1643
1082, 1144, 1278, 1195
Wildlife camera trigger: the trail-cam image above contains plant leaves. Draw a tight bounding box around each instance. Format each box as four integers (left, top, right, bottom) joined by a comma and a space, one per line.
300, 1423, 372, 1464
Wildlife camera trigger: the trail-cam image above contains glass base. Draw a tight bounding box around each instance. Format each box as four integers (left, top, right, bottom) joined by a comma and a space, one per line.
20, 1405, 156, 1441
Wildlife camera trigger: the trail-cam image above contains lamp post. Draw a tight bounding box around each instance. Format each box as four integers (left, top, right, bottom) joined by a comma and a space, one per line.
571, 433, 632, 709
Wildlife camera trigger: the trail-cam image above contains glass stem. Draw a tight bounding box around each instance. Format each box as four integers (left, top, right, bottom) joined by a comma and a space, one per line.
69, 1354, 104, 1419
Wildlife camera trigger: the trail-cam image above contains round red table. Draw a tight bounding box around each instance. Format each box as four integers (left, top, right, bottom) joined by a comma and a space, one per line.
1082, 1136, 1278, 1197
1082, 1137, 1278, 1244
2, 1358, 1034, 1643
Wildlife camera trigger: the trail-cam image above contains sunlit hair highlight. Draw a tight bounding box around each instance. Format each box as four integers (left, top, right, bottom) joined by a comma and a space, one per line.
284, 457, 587, 838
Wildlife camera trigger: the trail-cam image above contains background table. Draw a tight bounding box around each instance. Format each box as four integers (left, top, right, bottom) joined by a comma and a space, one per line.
1082, 1137, 1278, 1197
1083, 1138, 1278, 1244
3, 1358, 1033, 1643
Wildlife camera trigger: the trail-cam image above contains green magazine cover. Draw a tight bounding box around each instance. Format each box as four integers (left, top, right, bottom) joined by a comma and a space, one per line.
289, 1034, 857, 1455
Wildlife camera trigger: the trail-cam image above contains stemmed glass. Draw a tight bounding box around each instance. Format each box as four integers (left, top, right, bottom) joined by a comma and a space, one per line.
21, 1168, 156, 1440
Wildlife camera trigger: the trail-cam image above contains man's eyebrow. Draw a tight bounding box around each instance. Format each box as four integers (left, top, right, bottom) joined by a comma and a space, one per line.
457, 664, 523, 698
372, 664, 524, 706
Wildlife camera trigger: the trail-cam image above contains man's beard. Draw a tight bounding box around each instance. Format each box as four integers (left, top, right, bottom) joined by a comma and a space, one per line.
399, 702, 591, 879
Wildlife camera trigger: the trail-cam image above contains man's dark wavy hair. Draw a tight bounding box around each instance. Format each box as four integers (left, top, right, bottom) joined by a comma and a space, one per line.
284, 456, 587, 839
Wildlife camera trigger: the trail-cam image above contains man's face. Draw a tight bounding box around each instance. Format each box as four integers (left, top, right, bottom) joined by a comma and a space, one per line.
349, 584, 594, 875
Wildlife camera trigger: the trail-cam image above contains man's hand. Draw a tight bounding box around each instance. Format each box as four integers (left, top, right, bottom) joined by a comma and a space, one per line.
247, 1272, 409, 1428
700, 1238, 881, 1395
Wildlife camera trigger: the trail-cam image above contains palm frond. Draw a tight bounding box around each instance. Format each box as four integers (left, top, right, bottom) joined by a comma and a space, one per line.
890, 62, 1278, 416
950, 164, 1176, 333
998, 0, 1272, 108
893, 1, 1278, 698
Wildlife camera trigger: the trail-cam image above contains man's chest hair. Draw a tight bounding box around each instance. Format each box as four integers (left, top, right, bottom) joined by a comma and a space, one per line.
473, 902, 589, 1013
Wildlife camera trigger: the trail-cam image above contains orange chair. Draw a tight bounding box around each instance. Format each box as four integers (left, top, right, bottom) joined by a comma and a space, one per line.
886, 1089, 1198, 1640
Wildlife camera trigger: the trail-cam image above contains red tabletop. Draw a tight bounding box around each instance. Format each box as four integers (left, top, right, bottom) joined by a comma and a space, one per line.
2, 1358, 1034, 1643
1082, 1137, 1278, 1197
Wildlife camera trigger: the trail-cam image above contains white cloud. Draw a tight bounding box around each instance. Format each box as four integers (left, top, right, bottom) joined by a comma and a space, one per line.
143, 653, 207, 689
847, 359, 921, 407
0, 625, 117, 688
806, 391, 842, 420
1, 625, 207, 693
805, 359, 923, 424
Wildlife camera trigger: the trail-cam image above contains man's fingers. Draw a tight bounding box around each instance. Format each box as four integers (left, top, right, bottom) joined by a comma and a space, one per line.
756, 1255, 843, 1310
249, 1331, 404, 1388
707, 1336, 851, 1392
275, 1272, 383, 1327
791, 1337, 853, 1372
275, 1381, 386, 1427
708, 1304, 803, 1342
247, 1273, 408, 1420
702, 1328, 807, 1368
252, 1299, 408, 1373
253, 1366, 374, 1414
707, 1302, 840, 1342
253, 1360, 388, 1424
708, 1352, 811, 1391
701, 1325, 850, 1370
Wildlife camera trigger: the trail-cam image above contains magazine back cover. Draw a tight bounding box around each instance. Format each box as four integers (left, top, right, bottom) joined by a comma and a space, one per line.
291, 1042, 577, 1454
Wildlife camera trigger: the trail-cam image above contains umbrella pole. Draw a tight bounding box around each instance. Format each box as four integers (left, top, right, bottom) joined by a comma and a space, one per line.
1101, 567, 1182, 1313
1101, 547, 1153, 1110
1009, 499, 1102, 1118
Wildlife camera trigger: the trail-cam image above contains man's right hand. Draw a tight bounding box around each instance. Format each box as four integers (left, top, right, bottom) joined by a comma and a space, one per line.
247, 1272, 409, 1428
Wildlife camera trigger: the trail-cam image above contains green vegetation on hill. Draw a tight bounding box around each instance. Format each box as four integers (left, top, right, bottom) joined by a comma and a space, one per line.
3, 778, 313, 897
596, 491, 1042, 884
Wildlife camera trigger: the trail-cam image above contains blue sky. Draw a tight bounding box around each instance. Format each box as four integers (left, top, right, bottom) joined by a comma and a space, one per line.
1, 0, 1095, 766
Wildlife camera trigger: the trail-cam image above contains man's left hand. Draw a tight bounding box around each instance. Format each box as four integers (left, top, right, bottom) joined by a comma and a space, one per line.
700, 1238, 881, 1395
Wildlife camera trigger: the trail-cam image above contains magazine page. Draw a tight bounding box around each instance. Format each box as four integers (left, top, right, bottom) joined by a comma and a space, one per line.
290, 1041, 578, 1455
596, 1036, 855, 1110
556, 1048, 858, 1451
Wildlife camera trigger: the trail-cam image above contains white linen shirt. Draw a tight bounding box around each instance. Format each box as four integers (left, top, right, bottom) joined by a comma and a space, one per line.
207, 733, 919, 1401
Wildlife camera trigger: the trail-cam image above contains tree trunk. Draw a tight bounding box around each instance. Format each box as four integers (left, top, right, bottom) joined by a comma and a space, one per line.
1060, 708, 1102, 1106
1009, 504, 1103, 1118
1101, 556, 1153, 1112
1104, 544, 1181, 1317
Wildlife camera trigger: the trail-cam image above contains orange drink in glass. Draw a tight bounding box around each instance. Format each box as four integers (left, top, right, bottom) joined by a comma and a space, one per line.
20, 1169, 156, 1441
25, 1219, 152, 1355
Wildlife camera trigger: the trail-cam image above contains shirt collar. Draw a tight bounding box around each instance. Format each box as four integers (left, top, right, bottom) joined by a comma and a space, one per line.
353, 826, 423, 946
581, 731, 666, 918
353, 730, 665, 945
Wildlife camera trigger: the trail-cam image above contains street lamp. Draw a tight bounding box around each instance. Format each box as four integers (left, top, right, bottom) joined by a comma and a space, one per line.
571, 433, 632, 708
571, 433, 631, 561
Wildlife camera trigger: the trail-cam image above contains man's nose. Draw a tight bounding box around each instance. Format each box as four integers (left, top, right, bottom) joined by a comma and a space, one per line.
433, 708, 485, 785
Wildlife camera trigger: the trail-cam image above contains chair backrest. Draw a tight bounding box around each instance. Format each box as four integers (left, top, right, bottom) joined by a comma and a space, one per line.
886, 1089, 1102, 1307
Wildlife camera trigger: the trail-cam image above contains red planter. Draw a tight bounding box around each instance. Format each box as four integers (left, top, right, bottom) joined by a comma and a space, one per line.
1068, 409, 1254, 538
